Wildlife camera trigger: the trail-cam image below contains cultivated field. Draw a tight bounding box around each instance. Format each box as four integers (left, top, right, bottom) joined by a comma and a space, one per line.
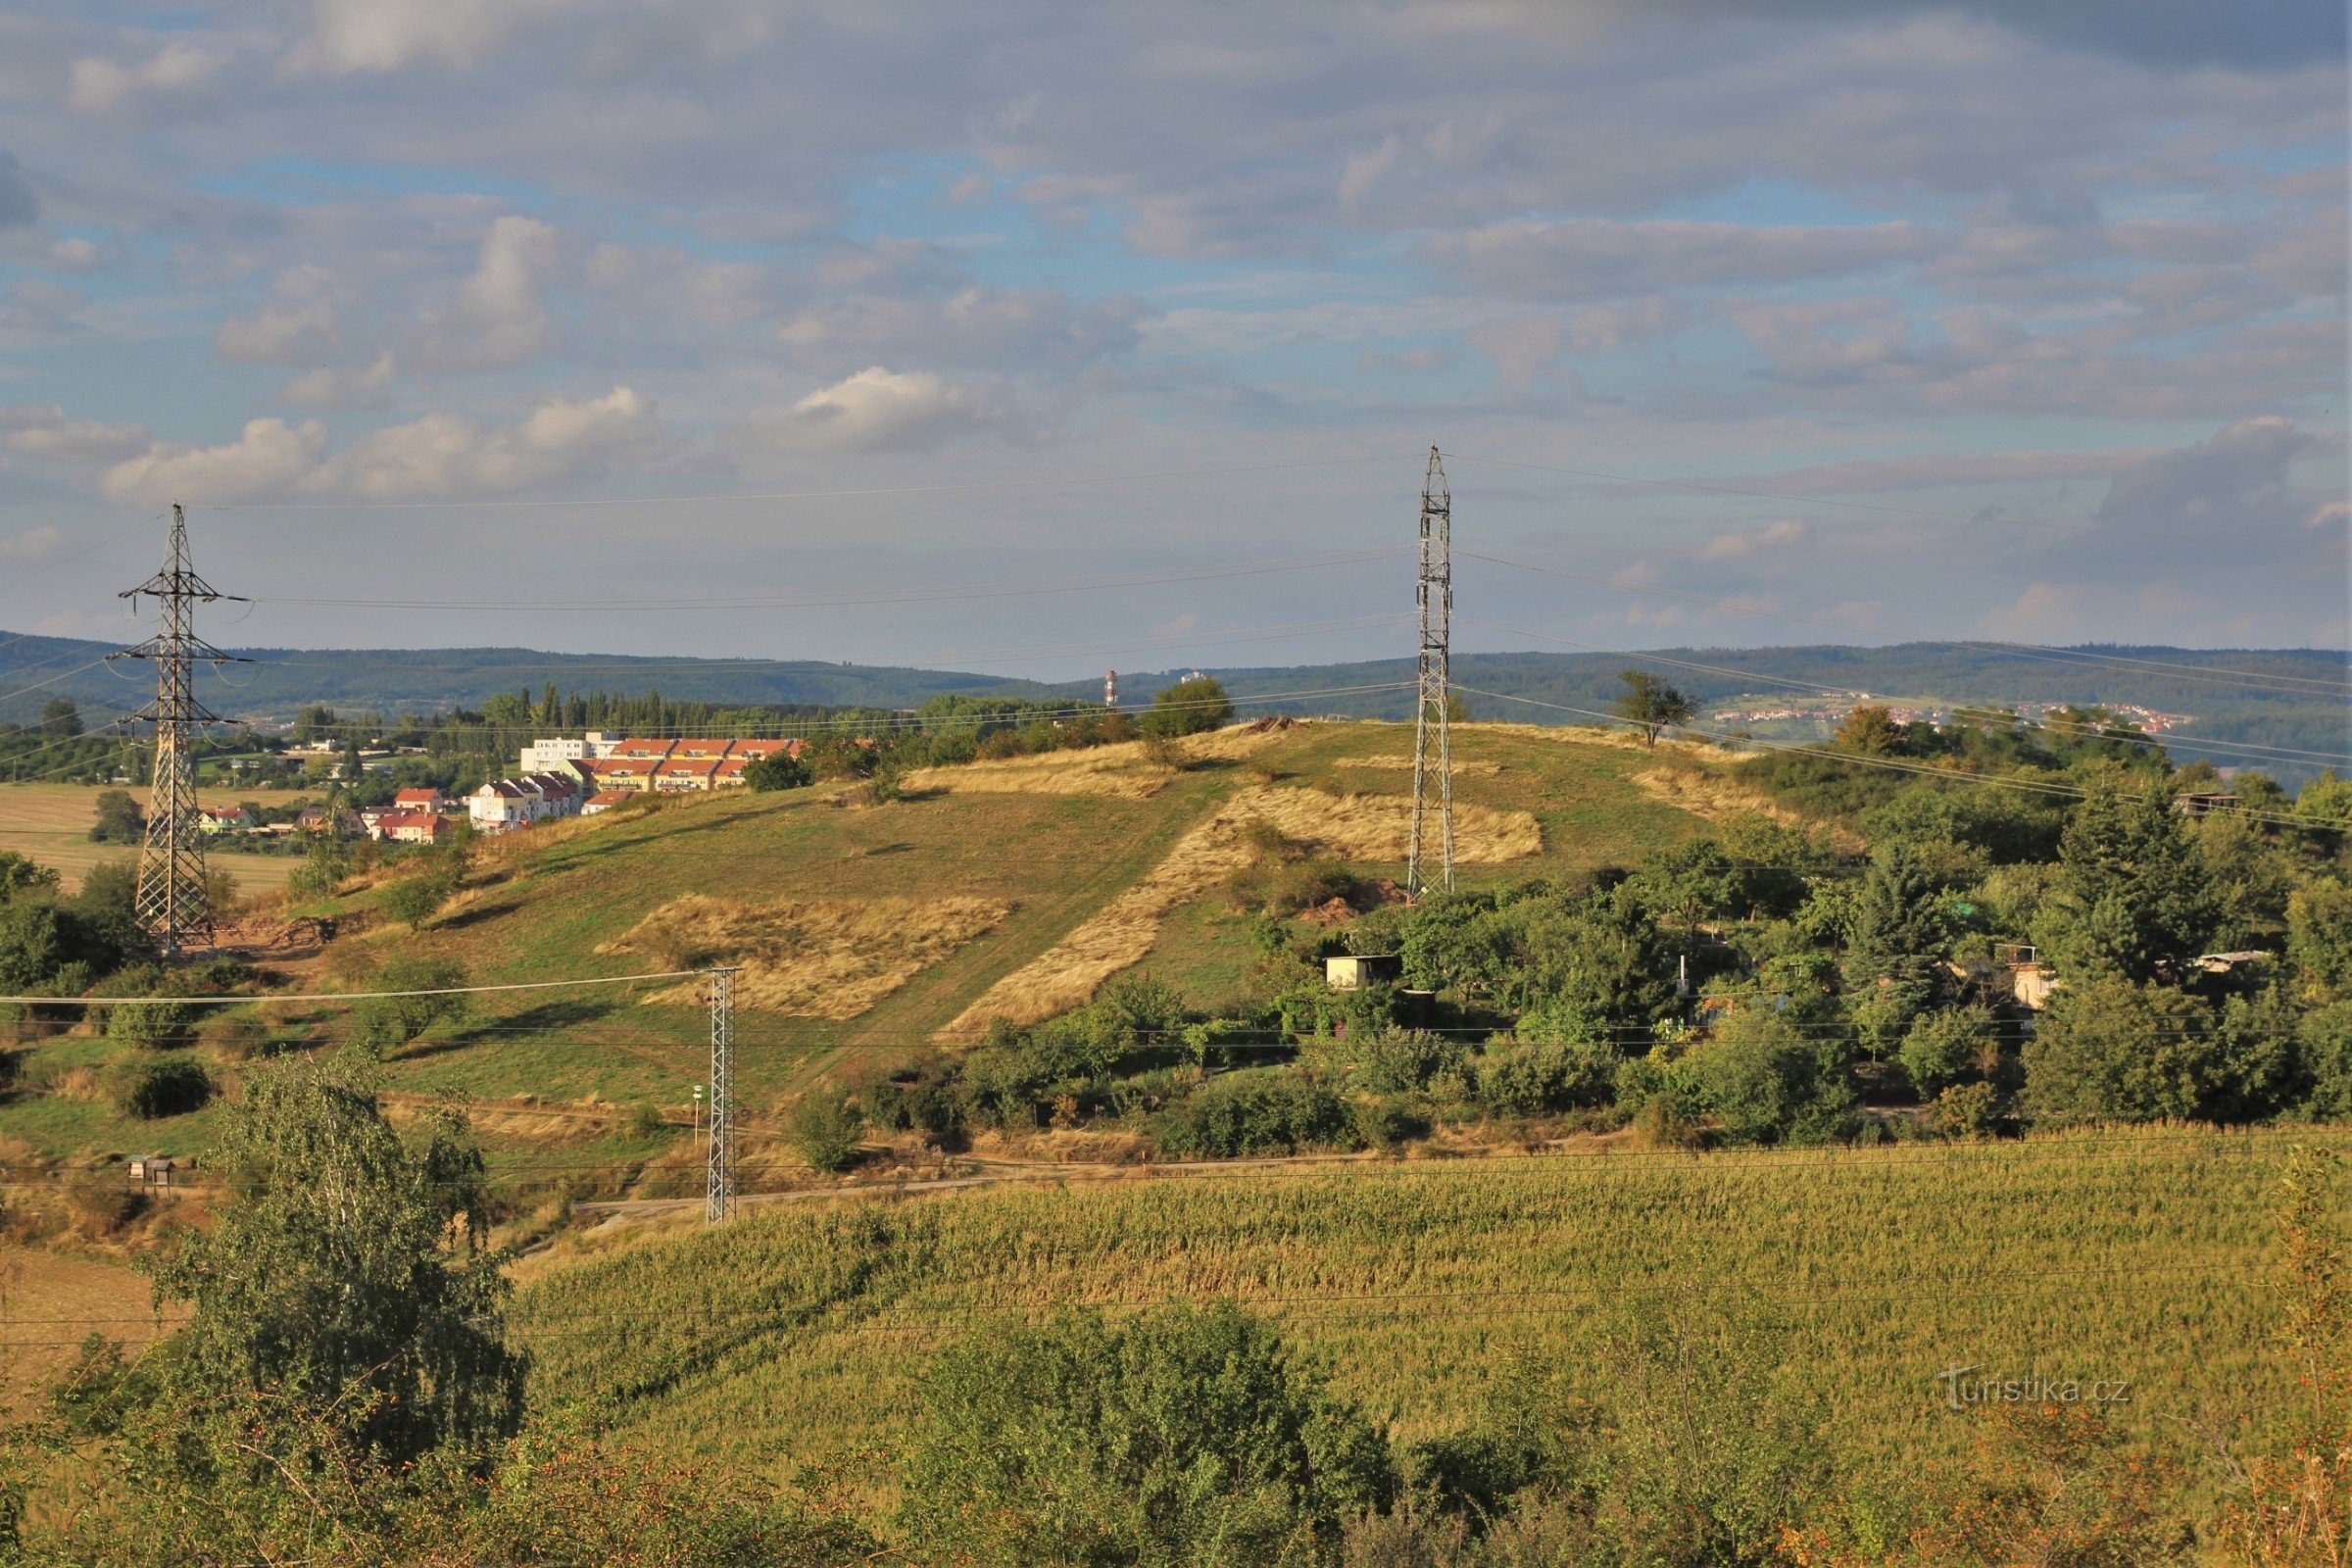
0, 782, 302, 894
513, 1125, 2338, 1486
0, 1244, 186, 1408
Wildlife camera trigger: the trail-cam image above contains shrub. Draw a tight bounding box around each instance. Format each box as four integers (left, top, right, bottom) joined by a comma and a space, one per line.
1154, 1073, 1357, 1158
1354, 1030, 1471, 1095
788, 1086, 864, 1172
1137, 675, 1235, 739
378, 870, 453, 931
107, 999, 199, 1051
898, 1301, 1392, 1565
623, 1102, 665, 1140
1353, 1096, 1429, 1152
742, 752, 813, 792
347, 957, 470, 1058
1897, 1006, 1996, 1100
66, 1178, 143, 1237
112, 1056, 216, 1119
198, 1012, 270, 1061
1932, 1081, 2002, 1139
1675, 1007, 1859, 1146
869, 1062, 969, 1147
2023, 976, 2292, 1124
1473, 1038, 1619, 1117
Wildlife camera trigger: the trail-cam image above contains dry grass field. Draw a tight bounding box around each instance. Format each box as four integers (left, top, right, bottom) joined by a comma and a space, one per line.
0, 782, 301, 894
0, 1245, 186, 1408
599, 892, 1015, 1017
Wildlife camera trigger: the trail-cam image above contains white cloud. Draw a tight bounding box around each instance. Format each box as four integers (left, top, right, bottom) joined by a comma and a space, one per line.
101, 416, 331, 504
0, 525, 65, 564
285, 0, 578, 78
1699, 518, 1814, 562
95, 386, 663, 504
0, 404, 151, 463
2095, 416, 2325, 536
217, 298, 340, 364
1977, 580, 2082, 639
284, 351, 400, 407
409, 215, 563, 370
67, 41, 227, 114
732, 367, 1004, 455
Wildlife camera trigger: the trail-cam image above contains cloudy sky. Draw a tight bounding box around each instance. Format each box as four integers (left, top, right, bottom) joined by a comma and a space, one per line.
0, 0, 2344, 680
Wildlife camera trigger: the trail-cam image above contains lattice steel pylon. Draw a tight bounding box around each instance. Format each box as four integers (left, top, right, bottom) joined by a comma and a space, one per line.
1406, 446, 1454, 899
108, 504, 248, 956
706, 966, 737, 1223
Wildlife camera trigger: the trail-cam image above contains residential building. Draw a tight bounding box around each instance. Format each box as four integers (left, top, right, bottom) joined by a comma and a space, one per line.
518, 732, 614, 773
582, 790, 631, 816
392, 787, 446, 814
372, 810, 454, 845
197, 806, 251, 835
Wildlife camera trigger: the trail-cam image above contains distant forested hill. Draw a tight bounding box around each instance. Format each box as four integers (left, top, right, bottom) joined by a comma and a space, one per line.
4, 631, 2342, 782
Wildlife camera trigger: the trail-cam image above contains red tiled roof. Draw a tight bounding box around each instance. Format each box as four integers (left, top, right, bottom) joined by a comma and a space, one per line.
653, 758, 720, 778
607, 738, 676, 759
585, 790, 630, 807
393, 788, 440, 805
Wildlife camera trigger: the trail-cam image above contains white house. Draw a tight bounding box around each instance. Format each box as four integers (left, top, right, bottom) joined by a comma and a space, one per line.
518, 732, 613, 773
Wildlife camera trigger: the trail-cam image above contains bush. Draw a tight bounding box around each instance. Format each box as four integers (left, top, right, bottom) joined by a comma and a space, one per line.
788, 1086, 864, 1172
623, 1102, 665, 1140
1896, 1006, 1996, 1100
112, 1056, 216, 1119
1155, 1072, 1357, 1157
743, 752, 813, 791
1473, 1038, 1619, 1116
1137, 675, 1235, 739
1353, 1096, 1429, 1152
2022, 976, 2292, 1124
347, 957, 470, 1058
107, 999, 199, 1051
898, 1301, 1391, 1565
1354, 1030, 1470, 1095
869, 1062, 969, 1147
1674, 1007, 1859, 1146
197, 1012, 270, 1061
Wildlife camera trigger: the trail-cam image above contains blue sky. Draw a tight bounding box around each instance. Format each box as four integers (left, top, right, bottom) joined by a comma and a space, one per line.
0, 0, 2343, 678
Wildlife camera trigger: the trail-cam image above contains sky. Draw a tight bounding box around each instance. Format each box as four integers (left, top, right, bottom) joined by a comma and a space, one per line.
0, 0, 2345, 683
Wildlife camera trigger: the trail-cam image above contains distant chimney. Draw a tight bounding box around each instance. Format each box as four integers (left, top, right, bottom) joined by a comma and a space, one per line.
1105, 669, 1118, 708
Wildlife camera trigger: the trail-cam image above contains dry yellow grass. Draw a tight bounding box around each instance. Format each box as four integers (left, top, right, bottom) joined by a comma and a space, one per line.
1330, 754, 1504, 776
599, 893, 1012, 1019
0, 782, 300, 893
902, 744, 1174, 801
901, 724, 1295, 802
1, 1245, 187, 1407
941, 784, 1539, 1035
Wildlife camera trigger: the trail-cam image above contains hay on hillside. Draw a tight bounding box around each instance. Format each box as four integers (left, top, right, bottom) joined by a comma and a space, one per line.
940, 784, 1538, 1036
1330, 754, 1503, 776
902, 722, 1297, 801
902, 744, 1174, 801
600, 894, 1011, 1019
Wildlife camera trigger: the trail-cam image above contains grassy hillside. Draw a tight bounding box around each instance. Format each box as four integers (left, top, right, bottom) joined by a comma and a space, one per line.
511, 1125, 2336, 1482
0, 721, 1713, 1173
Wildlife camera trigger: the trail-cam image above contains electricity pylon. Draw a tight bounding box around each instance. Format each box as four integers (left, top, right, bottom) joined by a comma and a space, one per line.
706, 966, 737, 1223
1407, 447, 1454, 898
108, 504, 248, 956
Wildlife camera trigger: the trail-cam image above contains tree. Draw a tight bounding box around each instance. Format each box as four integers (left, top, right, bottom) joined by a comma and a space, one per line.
1833, 705, 1906, 756
2290, 881, 2352, 1000
349, 956, 471, 1057
88, 789, 144, 845
1139, 675, 1235, 739
2031, 769, 2214, 983
151, 1055, 524, 1466
378, 869, 453, 931
2020, 976, 2291, 1124
787, 1085, 864, 1172
1673, 1004, 1859, 1145
743, 751, 813, 791
40, 698, 82, 738
897, 1301, 1392, 1566
1610, 668, 1691, 748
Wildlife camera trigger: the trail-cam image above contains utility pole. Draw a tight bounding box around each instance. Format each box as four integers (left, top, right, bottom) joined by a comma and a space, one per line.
108, 504, 249, 956
1407, 447, 1454, 898
705, 966, 736, 1224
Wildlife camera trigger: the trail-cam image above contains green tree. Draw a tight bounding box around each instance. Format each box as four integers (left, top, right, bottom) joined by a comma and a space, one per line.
349, 956, 471, 1057
1674, 1004, 1859, 1145
151, 1055, 524, 1465
40, 698, 82, 738
1834, 705, 1907, 756
1139, 675, 1235, 739
2032, 770, 2214, 982
1611, 668, 1692, 748
1897, 1005, 1998, 1100
2021, 976, 2289, 1124
743, 751, 813, 791
378, 868, 454, 930
88, 789, 144, 845
2290, 880, 2352, 1000
786, 1085, 864, 1172
897, 1300, 1392, 1567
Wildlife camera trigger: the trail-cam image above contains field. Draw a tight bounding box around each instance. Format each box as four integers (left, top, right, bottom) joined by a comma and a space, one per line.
0, 1244, 187, 1408
0, 782, 302, 895
511, 1125, 2338, 1487
0, 721, 1711, 1176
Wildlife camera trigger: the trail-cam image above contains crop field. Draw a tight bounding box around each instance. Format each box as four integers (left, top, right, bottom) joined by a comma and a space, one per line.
0, 782, 301, 894
0, 1245, 186, 1408
512, 1125, 2339, 1485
